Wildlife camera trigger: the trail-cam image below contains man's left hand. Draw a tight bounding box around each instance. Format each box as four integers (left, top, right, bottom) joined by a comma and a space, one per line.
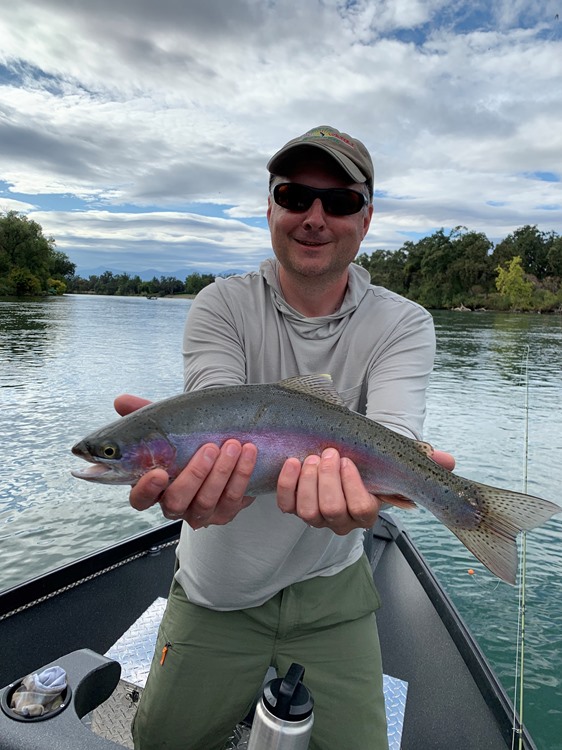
276, 448, 381, 535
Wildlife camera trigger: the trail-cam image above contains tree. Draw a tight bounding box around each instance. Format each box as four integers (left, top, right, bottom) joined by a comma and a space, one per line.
546, 236, 562, 277
49, 250, 76, 280
356, 250, 407, 295
0, 211, 74, 296
94, 271, 119, 295
398, 227, 493, 308
495, 256, 533, 309
6, 267, 42, 296
184, 272, 216, 295
491, 225, 551, 279
160, 276, 185, 296
446, 229, 493, 294
47, 278, 67, 295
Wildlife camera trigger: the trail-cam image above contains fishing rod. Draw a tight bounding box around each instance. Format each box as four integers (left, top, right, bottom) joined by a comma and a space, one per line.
511, 345, 530, 750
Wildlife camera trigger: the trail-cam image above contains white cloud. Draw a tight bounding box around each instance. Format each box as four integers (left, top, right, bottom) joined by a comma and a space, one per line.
30, 208, 271, 274
0, 0, 560, 274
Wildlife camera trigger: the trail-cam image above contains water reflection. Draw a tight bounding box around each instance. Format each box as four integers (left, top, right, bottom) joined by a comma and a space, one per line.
0, 298, 67, 377
432, 310, 562, 386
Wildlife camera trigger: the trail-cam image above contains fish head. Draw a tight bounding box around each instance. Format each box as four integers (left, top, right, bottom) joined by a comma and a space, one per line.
71, 419, 177, 485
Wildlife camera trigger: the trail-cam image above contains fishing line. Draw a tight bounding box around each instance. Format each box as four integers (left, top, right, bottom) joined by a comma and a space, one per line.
511, 345, 530, 750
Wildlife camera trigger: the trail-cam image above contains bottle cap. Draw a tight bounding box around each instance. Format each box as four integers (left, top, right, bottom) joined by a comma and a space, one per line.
262, 663, 314, 721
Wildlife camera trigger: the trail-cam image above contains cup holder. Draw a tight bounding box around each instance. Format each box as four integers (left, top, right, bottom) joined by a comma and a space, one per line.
1, 680, 72, 722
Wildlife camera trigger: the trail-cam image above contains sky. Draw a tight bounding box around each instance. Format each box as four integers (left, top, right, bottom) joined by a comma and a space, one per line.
0, 0, 561, 277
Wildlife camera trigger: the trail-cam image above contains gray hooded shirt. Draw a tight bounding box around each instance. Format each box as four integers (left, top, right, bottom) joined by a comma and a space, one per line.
175, 259, 435, 610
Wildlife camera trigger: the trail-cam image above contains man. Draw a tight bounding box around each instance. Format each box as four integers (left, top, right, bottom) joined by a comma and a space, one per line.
116, 126, 453, 750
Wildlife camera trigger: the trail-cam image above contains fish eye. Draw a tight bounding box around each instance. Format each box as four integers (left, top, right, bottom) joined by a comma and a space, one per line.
100, 442, 121, 460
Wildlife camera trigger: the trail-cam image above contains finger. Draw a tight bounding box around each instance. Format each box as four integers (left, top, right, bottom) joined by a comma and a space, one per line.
114, 393, 152, 417
295, 454, 323, 526
158, 443, 220, 518
219, 443, 257, 506
432, 449, 455, 471
129, 468, 169, 512
317, 448, 350, 527
340, 457, 381, 528
196, 443, 258, 527
277, 458, 302, 514
185, 440, 243, 523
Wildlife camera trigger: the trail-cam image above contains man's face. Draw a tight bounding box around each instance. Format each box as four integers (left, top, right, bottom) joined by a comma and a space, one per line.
267, 157, 373, 282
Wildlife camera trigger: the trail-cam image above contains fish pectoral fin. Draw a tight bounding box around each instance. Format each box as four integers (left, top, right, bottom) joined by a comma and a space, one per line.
377, 494, 417, 510
277, 374, 347, 407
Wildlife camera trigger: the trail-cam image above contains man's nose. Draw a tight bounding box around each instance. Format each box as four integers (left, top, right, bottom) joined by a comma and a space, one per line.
302, 198, 326, 229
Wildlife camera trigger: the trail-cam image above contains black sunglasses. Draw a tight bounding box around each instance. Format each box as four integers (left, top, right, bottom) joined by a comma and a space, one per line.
272, 182, 367, 217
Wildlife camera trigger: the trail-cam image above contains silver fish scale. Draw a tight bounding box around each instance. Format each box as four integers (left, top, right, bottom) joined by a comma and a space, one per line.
89, 597, 408, 749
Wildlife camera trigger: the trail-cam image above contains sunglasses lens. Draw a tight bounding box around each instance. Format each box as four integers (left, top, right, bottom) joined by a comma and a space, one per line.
274, 184, 312, 212
273, 184, 365, 216
325, 190, 365, 215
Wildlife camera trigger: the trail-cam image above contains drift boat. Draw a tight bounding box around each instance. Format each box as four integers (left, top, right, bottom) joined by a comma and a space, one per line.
0, 513, 536, 749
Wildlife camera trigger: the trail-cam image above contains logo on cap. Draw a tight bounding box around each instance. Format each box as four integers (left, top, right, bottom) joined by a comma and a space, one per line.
302, 128, 356, 149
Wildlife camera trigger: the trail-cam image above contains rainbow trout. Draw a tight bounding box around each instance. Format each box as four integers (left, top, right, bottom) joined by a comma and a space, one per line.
71, 375, 559, 583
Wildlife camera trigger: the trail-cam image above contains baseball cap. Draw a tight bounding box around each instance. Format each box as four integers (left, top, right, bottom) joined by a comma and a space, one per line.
267, 126, 374, 189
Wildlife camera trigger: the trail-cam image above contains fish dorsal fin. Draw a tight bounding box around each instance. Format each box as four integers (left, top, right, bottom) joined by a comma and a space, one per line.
277, 374, 347, 407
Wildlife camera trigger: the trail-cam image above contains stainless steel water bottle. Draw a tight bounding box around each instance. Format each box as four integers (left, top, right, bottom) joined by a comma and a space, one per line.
247, 663, 314, 750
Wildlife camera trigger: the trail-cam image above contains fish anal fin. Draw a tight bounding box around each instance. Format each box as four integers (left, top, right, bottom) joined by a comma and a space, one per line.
278, 374, 347, 407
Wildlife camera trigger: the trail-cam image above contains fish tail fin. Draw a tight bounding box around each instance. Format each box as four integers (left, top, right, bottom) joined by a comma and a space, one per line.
447, 483, 560, 584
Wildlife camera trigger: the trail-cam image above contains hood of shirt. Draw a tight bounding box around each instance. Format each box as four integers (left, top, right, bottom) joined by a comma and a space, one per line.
260, 258, 372, 340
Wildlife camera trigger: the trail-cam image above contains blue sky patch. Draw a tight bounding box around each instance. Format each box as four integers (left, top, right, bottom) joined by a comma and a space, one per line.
522, 171, 560, 182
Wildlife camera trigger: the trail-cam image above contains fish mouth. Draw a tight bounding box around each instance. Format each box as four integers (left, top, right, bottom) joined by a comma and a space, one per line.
71, 464, 117, 481
70, 433, 176, 486
70, 456, 138, 485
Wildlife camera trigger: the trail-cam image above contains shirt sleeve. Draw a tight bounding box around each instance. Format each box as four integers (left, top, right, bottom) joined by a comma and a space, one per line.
182, 281, 247, 392
364, 304, 435, 440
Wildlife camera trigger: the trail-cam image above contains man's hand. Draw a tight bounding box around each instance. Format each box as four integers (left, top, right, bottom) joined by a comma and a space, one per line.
432, 449, 455, 471
276, 447, 456, 535
114, 395, 257, 529
277, 449, 381, 535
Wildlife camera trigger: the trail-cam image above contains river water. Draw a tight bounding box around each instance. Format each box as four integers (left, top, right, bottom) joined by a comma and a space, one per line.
1, 294, 561, 748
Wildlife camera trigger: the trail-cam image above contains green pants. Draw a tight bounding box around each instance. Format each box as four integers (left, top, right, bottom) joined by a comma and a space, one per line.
132, 554, 388, 750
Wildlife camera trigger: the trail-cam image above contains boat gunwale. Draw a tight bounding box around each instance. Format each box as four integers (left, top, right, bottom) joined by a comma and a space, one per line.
0, 521, 182, 621
376, 513, 537, 750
